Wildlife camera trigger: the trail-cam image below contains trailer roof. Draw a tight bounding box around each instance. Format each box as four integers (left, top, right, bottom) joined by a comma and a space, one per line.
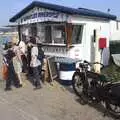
9, 1, 116, 22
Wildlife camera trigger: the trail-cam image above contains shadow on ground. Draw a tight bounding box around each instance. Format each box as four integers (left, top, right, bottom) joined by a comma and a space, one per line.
55, 80, 120, 120
75, 96, 120, 120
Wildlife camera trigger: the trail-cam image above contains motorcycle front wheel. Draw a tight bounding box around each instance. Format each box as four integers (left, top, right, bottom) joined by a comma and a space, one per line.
72, 72, 84, 97
106, 102, 120, 118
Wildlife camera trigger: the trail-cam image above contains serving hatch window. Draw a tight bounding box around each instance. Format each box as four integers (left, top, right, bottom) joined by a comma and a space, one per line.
20, 23, 84, 45
37, 23, 66, 44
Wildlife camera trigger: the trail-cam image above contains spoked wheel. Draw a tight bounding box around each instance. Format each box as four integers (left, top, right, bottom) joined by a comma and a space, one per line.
106, 102, 120, 118
72, 72, 84, 97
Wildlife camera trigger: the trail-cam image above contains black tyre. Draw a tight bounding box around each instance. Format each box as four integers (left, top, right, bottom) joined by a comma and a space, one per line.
72, 72, 84, 97
105, 102, 120, 118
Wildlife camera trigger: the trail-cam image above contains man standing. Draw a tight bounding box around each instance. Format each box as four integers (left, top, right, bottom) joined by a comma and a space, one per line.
30, 42, 41, 89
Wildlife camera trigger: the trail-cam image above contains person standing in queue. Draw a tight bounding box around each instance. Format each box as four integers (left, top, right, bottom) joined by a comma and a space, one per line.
12, 45, 23, 87
4, 47, 21, 91
30, 42, 42, 89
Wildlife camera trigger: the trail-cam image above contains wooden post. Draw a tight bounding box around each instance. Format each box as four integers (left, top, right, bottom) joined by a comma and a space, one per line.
44, 58, 50, 82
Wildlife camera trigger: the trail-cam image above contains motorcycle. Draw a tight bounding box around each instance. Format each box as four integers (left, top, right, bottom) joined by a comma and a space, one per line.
72, 60, 120, 117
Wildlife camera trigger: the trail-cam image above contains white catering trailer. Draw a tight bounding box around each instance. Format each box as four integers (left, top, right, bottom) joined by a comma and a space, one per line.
9, 1, 116, 66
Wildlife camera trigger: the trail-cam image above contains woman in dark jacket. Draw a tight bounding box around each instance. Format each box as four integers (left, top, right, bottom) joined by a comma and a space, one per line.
4, 49, 21, 91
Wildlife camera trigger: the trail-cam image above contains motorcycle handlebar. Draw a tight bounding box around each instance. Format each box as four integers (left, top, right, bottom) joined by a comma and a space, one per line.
83, 60, 104, 67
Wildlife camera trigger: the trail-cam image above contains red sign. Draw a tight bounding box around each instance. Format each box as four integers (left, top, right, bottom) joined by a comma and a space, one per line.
99, 38, 107, 49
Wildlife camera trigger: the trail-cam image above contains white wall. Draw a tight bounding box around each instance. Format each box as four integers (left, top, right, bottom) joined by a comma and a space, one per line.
68, 15, 110, 64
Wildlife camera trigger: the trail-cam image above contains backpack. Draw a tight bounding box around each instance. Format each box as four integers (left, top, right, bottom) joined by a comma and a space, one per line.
2, 57, 8, 80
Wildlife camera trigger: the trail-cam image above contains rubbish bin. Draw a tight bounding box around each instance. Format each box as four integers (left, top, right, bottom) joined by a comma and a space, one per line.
59, 62, 75, 85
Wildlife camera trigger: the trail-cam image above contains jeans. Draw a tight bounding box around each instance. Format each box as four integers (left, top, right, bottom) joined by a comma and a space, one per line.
32, 66, 41, 87
6, 63, 20, 88
21, 55, 27, 73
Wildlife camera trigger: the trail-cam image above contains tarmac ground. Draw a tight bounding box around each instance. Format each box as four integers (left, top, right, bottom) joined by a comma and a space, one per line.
0, 74, 116, 120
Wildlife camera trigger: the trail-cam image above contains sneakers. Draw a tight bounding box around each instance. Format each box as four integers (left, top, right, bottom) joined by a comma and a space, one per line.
19, 84, 23, 87
33, 85, 42, 90
4, 87, 12, 91
4, 84, 22, 91
16, 84, 22, 88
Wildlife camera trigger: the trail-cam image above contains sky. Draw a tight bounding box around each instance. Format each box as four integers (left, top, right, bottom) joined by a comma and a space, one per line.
0, 0, 120, 27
